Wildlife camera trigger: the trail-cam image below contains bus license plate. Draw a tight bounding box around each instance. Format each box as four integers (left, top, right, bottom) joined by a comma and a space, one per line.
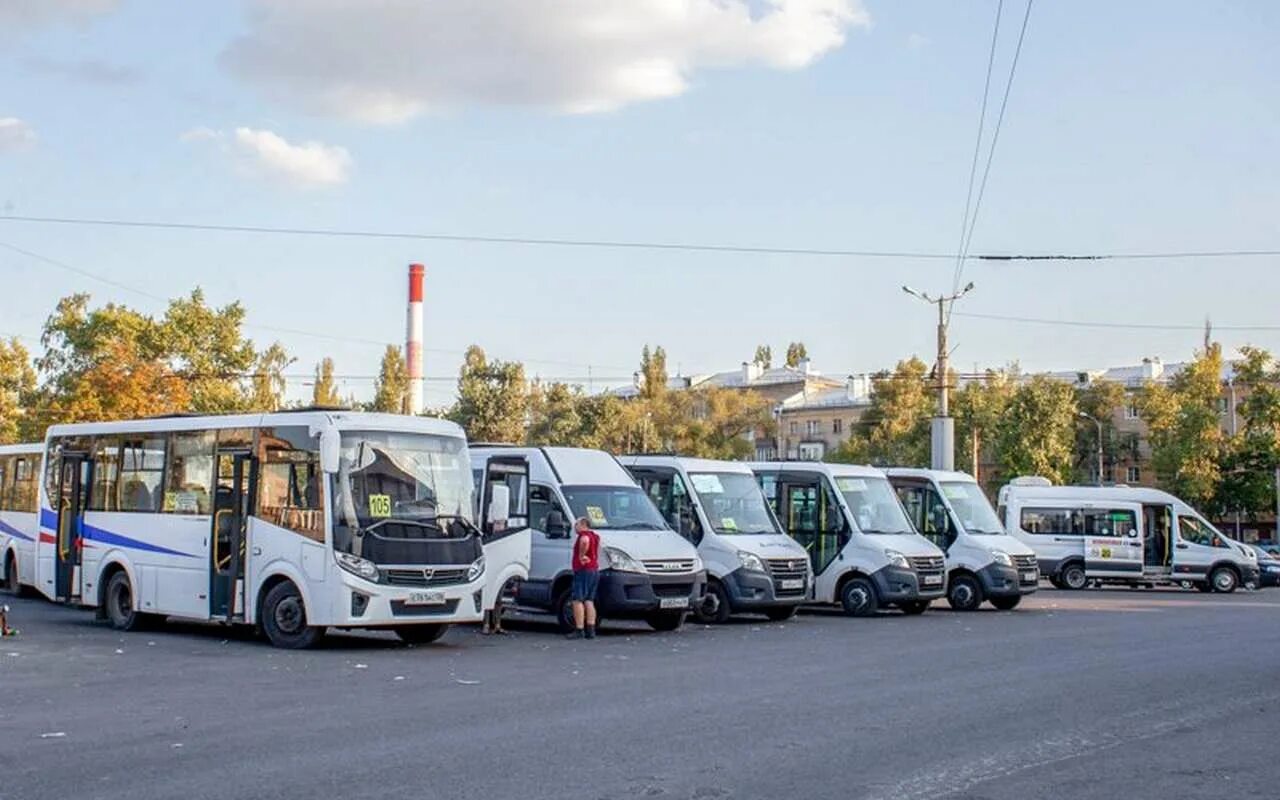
406, 590, 446, 606
1022, 571, 1038, 583
779, 579, 804, 590
922, 574, 942, 586
659, 597, 688, 610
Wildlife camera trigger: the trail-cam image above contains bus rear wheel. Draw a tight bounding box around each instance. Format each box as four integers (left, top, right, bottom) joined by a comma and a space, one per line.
2, 557, 18, 596
105, 571, 144, 631
1059, 563, 1088, 591
395, 624, 448, 645
262, 581, 324, 649
990, 595, 1022, 611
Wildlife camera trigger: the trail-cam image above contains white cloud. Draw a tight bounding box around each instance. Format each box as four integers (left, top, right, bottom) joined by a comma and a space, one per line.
184, 127, 353, 188
0, 118, 37, 153
223, 0, 869, 123
0, 0, 119, 30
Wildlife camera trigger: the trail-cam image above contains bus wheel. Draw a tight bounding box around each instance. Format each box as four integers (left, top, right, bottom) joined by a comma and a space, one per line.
693, 581, 731, 625
2, 557, 18, 596
947, 574, 983, 611
899, 600, 930, 616
105, 571, 144, 631
990, 595, 1022, 611
1194, 581, 1213, 593
840, 577, 879, 617
262, 581, 324, 649
1209, 566, 1239, 594
1060, 563, 1088, 591
395, 624, 448, 645
764, 605, 799, 622
553, 586, 577, 634
646, 611, 685, 632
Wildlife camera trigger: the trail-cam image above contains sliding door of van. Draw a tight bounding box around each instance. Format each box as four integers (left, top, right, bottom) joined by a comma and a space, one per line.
1082, 505, 1143, 579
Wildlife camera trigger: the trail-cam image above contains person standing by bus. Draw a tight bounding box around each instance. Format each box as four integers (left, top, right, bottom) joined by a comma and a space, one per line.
568, 516, 600, 640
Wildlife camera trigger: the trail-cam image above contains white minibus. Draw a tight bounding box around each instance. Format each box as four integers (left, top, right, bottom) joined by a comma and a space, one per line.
34, 411, 528, 648
998, 479, 1259, 592
621, 455, 810, 623
749, 462, 946, 616
0, 443, 43, 594
472, 446, 706, 632
886, 468, 1039, 611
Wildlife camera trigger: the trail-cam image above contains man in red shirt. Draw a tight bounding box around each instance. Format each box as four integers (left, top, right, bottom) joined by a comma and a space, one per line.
568, 516, 601, 640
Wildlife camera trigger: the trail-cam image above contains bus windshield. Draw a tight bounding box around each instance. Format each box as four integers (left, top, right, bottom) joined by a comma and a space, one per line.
688, 472, 779, 535
834, 475, 914, 535
561, 485, 669, 531
940, 482, 1004, 534
331, 430, 474, 540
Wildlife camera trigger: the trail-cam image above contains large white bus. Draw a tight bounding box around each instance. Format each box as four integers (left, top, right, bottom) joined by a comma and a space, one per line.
34, 411, 528, 648
0, 443, 43, 594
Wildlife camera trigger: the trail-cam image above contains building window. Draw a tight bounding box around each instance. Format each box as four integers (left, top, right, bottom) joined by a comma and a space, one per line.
789, 421, 798, 435
797, 442, 825, 461
1124, 403, 1140, 421
833, 419, 843, 435
805, 420, 819, 436
1126, 466, 1141, 483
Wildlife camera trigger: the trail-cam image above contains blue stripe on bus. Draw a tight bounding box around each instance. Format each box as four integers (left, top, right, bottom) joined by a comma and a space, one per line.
0, 518, 34, 542
38, 507, 196, 559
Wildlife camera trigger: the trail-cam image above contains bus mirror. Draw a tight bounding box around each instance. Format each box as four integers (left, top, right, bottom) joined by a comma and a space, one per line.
319, 429, 341, 474
488, 484, 511, 526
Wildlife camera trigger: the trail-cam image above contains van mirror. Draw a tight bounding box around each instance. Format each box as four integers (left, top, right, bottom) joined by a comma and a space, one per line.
488, 484, 511, 526
545, 510, 570, 538
319, 429, 341, 474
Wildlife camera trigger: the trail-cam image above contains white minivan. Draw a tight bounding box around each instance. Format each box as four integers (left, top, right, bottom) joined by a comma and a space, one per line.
886, 468, 1039, 611
999, 479, 1260, 593
471, 446, 706, 632
749, 462, 946, 616
620, 455, 810, 623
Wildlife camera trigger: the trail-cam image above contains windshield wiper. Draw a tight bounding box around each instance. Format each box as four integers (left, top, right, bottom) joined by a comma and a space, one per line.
430, 513, 483, 537
862, 529, 913, 535
622, 522, 666, 530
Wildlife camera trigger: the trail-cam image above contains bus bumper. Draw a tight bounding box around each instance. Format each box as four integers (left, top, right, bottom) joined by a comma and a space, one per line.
332, 572, 485, 627
722, 567, 806, 611
596, 568, 707, 618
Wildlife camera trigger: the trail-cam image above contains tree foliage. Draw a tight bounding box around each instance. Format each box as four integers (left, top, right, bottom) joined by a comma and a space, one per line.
0, 337, 37, 444
372, 345, 409, 414
785, 341, 808, 368
248, 343, 294, 412
1140, 345, 1226, 508
832, 357, 932, 466
995, 376, 1078, 484
1073, 378, 1127, 483
639, 344, 668, 400
449, 345, 527, 441
952, 368, 1016, 483
753, 345, 772, 369
1215, 346, 1279, 518
312, 357, 342, 407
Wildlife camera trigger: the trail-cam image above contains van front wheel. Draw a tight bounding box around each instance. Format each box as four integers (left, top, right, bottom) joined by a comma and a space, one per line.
1209, 566, 1239, 594
947, 574, 984, 612
646, 611, 685, 632
840, 577, 879, 617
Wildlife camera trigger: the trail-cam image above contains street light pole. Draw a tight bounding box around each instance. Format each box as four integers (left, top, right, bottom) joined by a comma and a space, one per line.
1078, 411, 1103, 485
903, 283, 974, 472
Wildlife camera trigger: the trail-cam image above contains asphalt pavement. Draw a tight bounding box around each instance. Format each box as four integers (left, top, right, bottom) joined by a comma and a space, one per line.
2, 587, 1278, 800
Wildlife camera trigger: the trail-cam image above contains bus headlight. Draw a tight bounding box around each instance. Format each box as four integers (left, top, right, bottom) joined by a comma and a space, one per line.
883, 549, 910, 569
467, 556, 486, 582
737, 551, 767, 573
990, 550, 1013, 567
604, 547, 646, 573
336, 552, 379, 582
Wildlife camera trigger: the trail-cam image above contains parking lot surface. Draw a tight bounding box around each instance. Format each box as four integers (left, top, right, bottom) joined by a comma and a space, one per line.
2, 588, 1278, 800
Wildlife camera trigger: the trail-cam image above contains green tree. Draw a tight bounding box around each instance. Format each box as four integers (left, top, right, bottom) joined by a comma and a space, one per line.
526, 381, 587, 446
834, 357, 932, 466
753, 345, 772, 369
639, 345, 668, 401
449, 345, 527, 441
1215, 346, 1279, 518
662, 387, 774, 460
1140, 344, 1226, 507
312, 357, 342, 407
372, 345, 410, 413
952, 368, 1016, 484
161, 289, 257, 413
1073, 378, 1127, 483
995, 376, 1078, 484
785, 341, 808, 368
248, 342, 294, 412
0, 337, 37, 443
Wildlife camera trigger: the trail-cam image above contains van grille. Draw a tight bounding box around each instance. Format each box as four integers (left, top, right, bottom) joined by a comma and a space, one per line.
643, 560, 696, 575
767, 558, 809, 597
1011, 554, 1038, 570
381, 567, 470, 587
909, 556, 945, 573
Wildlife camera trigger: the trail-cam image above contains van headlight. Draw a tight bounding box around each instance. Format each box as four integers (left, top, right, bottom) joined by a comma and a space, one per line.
991, 550, 1013, 567
737, 551, 767, 573
467, 556, 486, 582
336, 552, 379, 581
884, 549, 910, 569
605, 547, 646, 573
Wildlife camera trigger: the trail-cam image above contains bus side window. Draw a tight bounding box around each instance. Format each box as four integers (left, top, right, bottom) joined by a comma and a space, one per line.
0, 456, 10, 511
758, 474, 778, 514
257, 427, 324, 542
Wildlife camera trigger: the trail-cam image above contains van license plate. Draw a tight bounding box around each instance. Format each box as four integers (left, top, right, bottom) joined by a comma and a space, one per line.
922, 574, 942, 586
779, 579, 804, 590
659, 597, 688, 610
406, 590, 446, 606
1022, 571, 1038, 583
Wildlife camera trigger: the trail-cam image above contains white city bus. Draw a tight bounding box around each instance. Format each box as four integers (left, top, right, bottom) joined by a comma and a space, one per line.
34, 411, 528, 648
0, 443, 43, 594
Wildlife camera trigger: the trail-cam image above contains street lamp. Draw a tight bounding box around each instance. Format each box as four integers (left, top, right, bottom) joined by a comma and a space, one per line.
902, 282, 975, 471
1077, 411, 1103, 485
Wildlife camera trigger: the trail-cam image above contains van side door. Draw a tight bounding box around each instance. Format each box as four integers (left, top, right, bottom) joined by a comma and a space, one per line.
893, 479, 957, 553
1171, 512, 1232, 582
1081, 504, 1143, 579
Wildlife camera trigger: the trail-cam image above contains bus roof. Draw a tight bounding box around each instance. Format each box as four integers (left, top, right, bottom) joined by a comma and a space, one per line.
620, 454, 755, 475
747, 461, 886, 479
999, 484, 1180, 505
0, 442, 43, 455
884, 467, 978, 484
44, 411, 465, 440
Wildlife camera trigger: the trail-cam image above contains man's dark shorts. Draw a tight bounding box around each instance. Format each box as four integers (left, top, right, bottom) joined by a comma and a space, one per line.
572, 569, 600, 602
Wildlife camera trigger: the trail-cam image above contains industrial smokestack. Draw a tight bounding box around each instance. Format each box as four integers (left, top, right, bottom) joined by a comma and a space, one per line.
406, 263, 425, 415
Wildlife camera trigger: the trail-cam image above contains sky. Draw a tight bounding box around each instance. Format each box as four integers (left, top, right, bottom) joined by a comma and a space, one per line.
1, 0, 1277, 406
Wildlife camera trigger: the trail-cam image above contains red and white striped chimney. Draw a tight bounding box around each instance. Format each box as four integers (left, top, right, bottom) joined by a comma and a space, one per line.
406, 263, 425, 415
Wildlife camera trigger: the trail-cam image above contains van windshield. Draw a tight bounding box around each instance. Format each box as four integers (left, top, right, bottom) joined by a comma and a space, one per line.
561, 485, 669, 531
940, 482, 1004, 534
688, 472, 779, 535
834, 475, 914, 534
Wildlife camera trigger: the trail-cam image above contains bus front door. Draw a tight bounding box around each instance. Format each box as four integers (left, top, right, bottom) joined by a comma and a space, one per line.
54, 454, 89, 603
211, 451, 256, 622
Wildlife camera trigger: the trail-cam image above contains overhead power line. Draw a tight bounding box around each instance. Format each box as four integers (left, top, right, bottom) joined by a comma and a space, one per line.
3, 214, 1277, 261
954, 311, 1280, 332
